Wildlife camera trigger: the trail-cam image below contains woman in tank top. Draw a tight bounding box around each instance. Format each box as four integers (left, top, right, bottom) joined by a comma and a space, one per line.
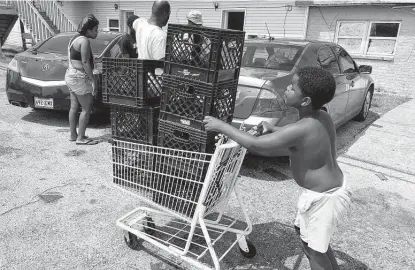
65, 14, 99, 145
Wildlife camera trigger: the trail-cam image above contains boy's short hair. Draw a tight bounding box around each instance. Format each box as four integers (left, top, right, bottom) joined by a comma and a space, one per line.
296, 66, 336, 110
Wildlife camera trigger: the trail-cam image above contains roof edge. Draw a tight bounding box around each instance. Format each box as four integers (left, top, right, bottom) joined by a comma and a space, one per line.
295, 0, 415, 6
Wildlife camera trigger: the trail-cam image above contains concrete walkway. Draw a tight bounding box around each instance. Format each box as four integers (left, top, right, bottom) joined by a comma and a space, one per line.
339, 98, 415, 188
334, 98, 415, 270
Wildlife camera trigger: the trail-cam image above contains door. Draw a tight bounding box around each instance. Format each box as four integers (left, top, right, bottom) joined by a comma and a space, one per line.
222, 11, 245, 31
317, 46, 348, 126
334, 46, 367, 118
123, 10, 135, 32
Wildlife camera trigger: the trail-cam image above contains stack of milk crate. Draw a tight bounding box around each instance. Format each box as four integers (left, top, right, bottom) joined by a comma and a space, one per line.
155, 24, 245, 215
103, 24, 245, 217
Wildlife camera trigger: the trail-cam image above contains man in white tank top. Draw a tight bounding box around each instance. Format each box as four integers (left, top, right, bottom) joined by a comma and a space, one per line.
132, 0, 170, 60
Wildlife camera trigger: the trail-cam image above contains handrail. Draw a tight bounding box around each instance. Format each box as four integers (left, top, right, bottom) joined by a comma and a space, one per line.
36, 0, 77, 33
5, 0, 55, 43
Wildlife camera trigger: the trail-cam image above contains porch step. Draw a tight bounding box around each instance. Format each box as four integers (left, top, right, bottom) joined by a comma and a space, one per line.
35, 8, 60, 34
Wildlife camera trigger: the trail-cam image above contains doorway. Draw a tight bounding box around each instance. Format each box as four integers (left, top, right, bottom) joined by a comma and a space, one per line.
222, 11, 245, 31
123, 10, 135, 32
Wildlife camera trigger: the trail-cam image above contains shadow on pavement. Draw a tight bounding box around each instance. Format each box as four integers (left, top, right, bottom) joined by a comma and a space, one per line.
240, 153, 291, 181
143, 220, 369, 269
21, 109, 68, 127
336, 111, 380, 155
222, 221, 369, 270
21, 108, 110, 128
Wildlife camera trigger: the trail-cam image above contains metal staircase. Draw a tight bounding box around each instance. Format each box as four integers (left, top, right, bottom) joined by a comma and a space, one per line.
0, 0, 76, 46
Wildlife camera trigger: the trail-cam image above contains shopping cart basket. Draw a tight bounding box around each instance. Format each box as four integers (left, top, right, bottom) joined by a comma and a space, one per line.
113, 135, 256, 270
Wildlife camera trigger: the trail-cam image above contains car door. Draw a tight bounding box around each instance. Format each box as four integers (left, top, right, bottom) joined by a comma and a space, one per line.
316, 45, 348, 126
333, 46, 367, 118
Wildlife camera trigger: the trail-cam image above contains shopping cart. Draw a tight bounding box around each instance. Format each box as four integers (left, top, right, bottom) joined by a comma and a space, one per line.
112, 133, 257, 270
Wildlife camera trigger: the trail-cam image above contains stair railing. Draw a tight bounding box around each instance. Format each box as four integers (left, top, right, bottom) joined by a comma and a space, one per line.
36, 0, 77, 33
5, 0, 55, 43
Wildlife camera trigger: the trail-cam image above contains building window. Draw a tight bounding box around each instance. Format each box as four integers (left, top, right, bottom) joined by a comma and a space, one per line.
335, 21, 400, 56
108, 19, 120, 32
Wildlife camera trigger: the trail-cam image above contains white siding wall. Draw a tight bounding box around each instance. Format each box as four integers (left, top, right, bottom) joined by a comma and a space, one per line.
62, 0, 307, 38
4, 20, 22, 47
61, 1, 94, 26
5, 1, 307, 47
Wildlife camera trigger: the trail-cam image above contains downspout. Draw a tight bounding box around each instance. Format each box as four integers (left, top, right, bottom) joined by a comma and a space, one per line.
303, 6, 310, 39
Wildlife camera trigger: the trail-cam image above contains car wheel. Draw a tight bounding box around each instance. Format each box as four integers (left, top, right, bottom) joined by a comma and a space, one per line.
354, 90, 373, 122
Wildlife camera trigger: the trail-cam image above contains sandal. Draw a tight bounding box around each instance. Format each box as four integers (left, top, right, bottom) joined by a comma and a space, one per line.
76, 139, 99, 145
69, 135, 89, 142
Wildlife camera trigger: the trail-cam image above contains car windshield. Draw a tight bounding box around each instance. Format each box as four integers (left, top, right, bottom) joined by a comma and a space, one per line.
242, 43, 304, 71
35, 35, 112, 56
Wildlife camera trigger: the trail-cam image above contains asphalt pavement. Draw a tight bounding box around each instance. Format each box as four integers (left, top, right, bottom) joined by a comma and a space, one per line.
0, 67, 414, 270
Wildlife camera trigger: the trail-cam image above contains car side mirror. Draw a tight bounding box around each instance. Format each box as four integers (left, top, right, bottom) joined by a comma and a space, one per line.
359, 65, 372, 74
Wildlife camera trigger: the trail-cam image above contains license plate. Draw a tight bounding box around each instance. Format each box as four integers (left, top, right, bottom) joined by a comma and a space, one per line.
34, 97, 54, 109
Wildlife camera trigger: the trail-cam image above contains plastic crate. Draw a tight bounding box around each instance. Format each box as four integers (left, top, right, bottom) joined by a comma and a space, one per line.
157, 119, 217, 153
111, 105, 159, 145
164, 61, 240, 83
160, 75, 238, 130
164, 24, 245, 83
102, 58, 164, 108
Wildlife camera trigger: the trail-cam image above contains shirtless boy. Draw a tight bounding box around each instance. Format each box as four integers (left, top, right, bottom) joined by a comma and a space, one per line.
203, 66, 352, 270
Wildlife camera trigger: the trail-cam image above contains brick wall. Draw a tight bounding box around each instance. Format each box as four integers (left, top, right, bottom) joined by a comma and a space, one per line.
306, 6, 415, 97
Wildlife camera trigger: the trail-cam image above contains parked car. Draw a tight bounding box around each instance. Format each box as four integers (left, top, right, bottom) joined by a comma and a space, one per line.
6, 31, 124, 112
232, 37, 374, 154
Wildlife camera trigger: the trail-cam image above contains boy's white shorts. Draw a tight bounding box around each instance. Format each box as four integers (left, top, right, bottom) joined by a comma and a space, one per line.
294, 177, 352, 253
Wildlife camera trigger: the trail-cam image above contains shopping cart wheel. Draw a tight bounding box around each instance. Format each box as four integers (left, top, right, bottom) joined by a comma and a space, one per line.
144, 217, 156, 235
239, 240, 257, 258
124, 232, 140, 251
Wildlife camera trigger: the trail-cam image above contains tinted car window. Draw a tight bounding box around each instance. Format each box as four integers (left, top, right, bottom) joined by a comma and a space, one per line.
317, 46, 340, 74
242, 44, 304, 72
334, 46, 356, 74
36, 35, 112, 56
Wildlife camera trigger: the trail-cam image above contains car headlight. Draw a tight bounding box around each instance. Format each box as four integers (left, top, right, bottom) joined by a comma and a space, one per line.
8, 58, 19, 73
251, 89, 288, 117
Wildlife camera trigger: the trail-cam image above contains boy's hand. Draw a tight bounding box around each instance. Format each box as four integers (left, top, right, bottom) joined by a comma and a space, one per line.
259, 121, 274, 134
203, 116, 225, 132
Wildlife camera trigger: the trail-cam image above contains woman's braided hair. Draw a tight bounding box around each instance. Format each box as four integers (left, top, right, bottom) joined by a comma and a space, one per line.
77, 14, 99, 36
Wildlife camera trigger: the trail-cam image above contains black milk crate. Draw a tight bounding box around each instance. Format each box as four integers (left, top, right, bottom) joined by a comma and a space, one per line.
111, 105, 159, 145
102, 58, 164, 108
160, 75, 238, 130
164, 24, 245, 83
157, 119, 217, 154
164, 62, 240, 83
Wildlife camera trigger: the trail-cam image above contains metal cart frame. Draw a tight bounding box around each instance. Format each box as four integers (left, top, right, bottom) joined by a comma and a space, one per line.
112, 137, 255, 270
